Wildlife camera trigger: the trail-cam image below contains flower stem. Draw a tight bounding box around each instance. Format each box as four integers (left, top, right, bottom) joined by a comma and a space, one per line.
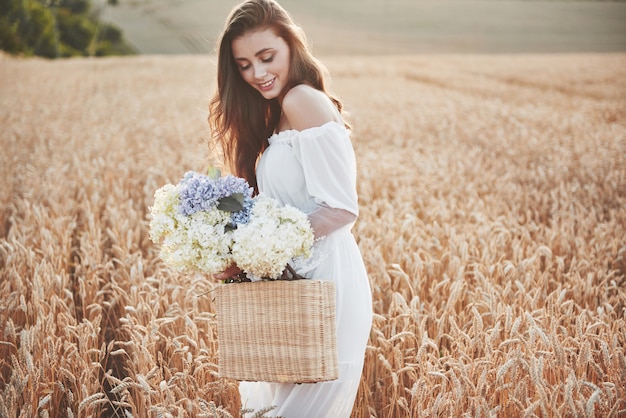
285, 263, 304, 280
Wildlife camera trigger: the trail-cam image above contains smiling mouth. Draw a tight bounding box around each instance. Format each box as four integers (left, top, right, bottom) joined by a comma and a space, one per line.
259, 78, 275, 91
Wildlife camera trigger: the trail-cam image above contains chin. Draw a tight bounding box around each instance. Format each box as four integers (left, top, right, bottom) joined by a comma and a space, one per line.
257, 89, 279, 100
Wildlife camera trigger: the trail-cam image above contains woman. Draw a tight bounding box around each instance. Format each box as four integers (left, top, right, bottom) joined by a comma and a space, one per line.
209, 1, 372, 416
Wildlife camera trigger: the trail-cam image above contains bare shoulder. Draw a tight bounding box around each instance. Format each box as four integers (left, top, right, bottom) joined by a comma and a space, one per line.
281, 84, 342, 131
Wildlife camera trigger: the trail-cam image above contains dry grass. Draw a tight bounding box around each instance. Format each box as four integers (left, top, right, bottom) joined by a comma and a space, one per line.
0, 52, 625, 417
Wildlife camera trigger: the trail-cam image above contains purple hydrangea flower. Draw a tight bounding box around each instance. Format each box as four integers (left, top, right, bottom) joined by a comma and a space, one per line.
229, 195, 254, 227
178, 171, 222, 216
219, 175, 252, 199
177, 171, 254, 218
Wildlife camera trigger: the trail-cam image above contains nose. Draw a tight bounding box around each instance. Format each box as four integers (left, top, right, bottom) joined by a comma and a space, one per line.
254, 64, 267, 79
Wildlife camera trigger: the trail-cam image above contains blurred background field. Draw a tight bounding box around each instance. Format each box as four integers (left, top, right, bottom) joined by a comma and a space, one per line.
101, 0, 626, 55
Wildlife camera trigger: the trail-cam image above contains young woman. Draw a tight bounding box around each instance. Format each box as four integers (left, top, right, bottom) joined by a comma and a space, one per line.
209, 1, 372, 416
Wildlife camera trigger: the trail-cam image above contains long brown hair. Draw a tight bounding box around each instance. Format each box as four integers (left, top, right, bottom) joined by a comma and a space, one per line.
208, 0, 345, 192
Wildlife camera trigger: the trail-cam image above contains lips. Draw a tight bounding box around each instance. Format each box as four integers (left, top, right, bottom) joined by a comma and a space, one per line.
258, 78, 275, 91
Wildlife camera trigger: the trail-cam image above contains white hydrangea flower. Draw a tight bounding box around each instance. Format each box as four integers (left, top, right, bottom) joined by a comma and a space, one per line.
149, 183, 234, 274
149, 184, 180, 243
231, 194, 314, 279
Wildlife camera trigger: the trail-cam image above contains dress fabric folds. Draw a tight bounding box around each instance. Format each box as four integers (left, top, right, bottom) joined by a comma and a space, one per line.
239, 121, 373, 417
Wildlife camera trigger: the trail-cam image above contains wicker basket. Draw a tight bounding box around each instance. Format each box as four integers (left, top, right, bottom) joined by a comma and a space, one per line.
215, 279, 338, 383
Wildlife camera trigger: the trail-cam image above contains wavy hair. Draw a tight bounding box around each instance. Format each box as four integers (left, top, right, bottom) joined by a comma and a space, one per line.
208, 0, 346, 192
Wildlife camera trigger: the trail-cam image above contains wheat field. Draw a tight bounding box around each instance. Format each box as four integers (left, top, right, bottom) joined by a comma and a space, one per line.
0, 52, 625, 417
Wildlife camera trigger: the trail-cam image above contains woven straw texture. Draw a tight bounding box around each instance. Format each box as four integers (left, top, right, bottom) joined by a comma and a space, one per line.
215, 279, 338, 383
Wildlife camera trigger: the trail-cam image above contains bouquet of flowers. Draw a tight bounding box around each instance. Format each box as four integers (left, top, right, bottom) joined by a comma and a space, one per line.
149, 169, 314, 281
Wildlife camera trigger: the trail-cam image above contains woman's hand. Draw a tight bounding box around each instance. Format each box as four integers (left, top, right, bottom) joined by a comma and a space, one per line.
213, 264, 244, 281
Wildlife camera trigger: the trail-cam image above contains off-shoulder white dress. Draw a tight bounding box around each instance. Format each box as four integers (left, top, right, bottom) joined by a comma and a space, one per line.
239, 121, 373, 417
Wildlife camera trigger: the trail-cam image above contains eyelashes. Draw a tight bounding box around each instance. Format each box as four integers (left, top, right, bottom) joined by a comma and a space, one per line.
239, 55, 274, 72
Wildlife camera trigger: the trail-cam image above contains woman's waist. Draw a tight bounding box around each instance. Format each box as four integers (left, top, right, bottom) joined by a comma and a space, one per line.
316, 224, 354, 244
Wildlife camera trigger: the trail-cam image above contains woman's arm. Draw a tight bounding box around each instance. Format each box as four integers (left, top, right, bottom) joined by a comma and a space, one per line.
282, 85, 357, 239
307, 202, 356, 239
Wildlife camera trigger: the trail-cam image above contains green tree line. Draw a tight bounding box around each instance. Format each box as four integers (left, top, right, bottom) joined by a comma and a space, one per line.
0, 0, 135, 57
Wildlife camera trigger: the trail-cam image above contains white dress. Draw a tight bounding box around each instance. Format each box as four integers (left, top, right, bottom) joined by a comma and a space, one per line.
239, 121, 373, 417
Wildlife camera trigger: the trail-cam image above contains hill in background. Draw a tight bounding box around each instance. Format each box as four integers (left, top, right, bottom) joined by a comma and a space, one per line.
101, 0, 626, 55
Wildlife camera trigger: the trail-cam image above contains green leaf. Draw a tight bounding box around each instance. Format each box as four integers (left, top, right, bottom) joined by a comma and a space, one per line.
217, 193, 244, 212
207, 166, 221, 179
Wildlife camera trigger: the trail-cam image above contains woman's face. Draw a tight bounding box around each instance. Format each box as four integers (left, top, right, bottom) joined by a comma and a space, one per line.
231, 27, 291, 102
